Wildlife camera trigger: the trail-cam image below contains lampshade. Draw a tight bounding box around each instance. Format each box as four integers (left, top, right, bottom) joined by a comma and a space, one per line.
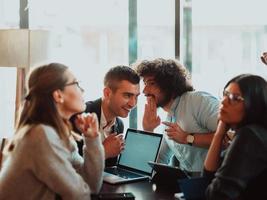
0, 29, 50, 137
0, 29, 50, 69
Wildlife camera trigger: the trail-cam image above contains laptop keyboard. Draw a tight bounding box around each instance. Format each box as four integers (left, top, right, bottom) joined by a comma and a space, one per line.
105, 167, 142, 179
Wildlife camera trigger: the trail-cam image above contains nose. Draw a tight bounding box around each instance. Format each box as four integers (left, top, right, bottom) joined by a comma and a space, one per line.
143, 85, 149, 95
221, 95, 229, 105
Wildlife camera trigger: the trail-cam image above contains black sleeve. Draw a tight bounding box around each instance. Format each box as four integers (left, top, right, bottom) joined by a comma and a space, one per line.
116, 118, 124, 134
202, 168, 215, 182
206, 127, 267, 200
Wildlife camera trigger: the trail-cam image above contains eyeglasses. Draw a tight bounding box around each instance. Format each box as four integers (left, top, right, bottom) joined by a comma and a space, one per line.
222, 90, 244, 105
64, 81, 84, 92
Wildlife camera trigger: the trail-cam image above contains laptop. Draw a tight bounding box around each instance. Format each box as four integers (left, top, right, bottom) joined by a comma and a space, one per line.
148, 161, 189, 179
103, 128, 163, 184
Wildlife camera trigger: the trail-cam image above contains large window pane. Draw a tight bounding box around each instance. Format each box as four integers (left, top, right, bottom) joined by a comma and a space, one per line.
137, 0, 175, 130
0, 0, 19, 138
0, 68, 16, 138
0, 0, 19, 28
29, 0, 129, 128
189, 0, 267, 97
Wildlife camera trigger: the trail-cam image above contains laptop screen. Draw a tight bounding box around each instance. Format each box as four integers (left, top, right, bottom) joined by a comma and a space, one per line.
118, 128, 163, 174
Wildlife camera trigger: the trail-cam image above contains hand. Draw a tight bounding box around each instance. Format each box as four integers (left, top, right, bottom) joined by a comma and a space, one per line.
162, 121, 187, 144
216, 120, 232, 148
215, 120, 230, 137
75, 113, 99, 138
103, 133, 125, 159
142, 96, 161, 131
261, 52, 267, 65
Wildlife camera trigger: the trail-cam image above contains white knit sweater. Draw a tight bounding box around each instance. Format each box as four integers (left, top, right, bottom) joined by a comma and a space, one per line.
0, 124, 104, 200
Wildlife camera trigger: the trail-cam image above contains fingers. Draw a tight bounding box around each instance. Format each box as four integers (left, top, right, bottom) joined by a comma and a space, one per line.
80, 112, 99, 138
162, 121, 172, 127
147, 96, 157, 112
162, 121, 178, 129
103, 134, 125, 158
261, 52, 267, 65
261, 56, 267, 65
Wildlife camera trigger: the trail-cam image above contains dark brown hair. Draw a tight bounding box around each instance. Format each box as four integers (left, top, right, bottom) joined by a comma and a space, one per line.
135, 58, 193, 100
104, 65, 140, 91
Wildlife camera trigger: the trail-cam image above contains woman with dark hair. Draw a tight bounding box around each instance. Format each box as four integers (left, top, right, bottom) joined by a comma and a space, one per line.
204, 74, 267, 199
0, 63, 104, 200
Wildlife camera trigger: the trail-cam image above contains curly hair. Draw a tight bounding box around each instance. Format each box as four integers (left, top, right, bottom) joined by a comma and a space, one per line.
134, 58, 193, 99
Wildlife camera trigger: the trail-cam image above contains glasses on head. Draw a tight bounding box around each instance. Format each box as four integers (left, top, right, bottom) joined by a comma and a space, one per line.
64, 81, 84, 92
222, 90, 244, 105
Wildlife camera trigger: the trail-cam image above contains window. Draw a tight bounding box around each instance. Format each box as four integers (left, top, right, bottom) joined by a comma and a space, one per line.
0, 0, 19, 28
29, 0, 129, 127
0, 68, 17, 138
137, 0, 175, 131
1, 0, 177, 135
0, 0, 19, 138
183, 0, 267, 97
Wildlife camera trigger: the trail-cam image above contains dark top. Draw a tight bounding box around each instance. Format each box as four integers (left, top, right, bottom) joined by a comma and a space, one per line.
71, 98, 124, 167
205, 125, 267, 200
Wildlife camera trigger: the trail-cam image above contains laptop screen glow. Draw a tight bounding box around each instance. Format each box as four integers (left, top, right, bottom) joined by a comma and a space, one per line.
118, 129, 162, 174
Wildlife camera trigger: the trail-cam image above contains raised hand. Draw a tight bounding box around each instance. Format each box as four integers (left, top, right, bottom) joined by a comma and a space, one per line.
261, 52, 267, 65
75, 113, 99, 138
142, 96, 161, 131
103, 133, 125, 159
162, 121, 187, 144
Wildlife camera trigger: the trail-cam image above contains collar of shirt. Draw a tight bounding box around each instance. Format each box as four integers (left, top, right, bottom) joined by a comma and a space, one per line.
100, 108, 115, 141
167, 95, 181, 122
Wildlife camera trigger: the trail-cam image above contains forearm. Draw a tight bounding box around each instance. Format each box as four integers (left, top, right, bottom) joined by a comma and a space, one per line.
190, 132, 214, 148
83, 136, 105, 193
204, 133, 224, 172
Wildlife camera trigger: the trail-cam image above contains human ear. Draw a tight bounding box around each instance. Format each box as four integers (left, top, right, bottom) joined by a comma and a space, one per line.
103, 87, 112, 98
52, 90, 64, 103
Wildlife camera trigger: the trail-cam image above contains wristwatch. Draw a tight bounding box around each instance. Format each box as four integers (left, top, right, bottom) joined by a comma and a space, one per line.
186, 134, 194, 146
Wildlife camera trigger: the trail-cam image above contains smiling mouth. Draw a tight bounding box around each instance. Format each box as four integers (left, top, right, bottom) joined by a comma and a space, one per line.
123, 108, 131, 112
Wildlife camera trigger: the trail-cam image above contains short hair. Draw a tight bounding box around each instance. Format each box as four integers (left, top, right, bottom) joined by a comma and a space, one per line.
134, 58, 193, 99
224, 74, 267, 129
104, 65, 140, 91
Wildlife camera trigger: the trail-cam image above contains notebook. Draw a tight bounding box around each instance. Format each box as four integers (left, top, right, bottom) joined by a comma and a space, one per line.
103, 128, 163, 184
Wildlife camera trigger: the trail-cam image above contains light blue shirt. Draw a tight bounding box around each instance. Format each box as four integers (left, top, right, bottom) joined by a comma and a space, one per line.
158, 91, 219, 172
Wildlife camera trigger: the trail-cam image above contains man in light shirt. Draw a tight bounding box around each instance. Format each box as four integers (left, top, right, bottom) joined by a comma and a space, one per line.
135, 58, 219, 172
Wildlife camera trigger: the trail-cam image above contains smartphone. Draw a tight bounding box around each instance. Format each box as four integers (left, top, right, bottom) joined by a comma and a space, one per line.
91, 192, 135, 200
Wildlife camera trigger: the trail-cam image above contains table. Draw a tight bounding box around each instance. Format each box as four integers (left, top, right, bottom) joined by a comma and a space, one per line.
100, 180, 180, 200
